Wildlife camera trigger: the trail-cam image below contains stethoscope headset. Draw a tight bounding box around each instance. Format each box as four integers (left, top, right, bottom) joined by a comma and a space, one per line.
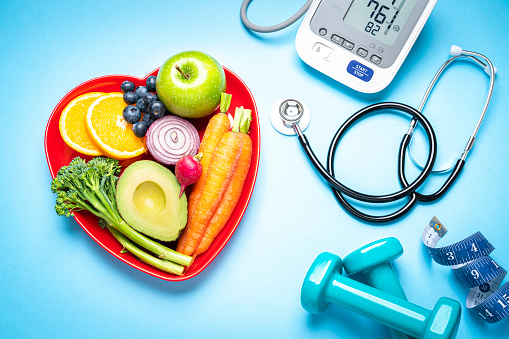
277, 46, 496, 223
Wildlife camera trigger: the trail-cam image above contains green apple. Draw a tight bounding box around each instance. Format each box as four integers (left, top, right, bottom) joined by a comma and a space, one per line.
156, 51, 226, 119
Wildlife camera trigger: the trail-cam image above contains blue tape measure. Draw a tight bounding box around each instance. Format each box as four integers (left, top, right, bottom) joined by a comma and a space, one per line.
422, 217, 509, 323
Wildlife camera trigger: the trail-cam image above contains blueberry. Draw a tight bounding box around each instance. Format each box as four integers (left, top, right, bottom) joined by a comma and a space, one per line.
143, 92, 158, 105
146, 76, 157, 92
123, 91, 138, 105
147, 101, 166, 119
132, 121, 149, 137
123, 105, 141, 124
142, 113, 157, 127
136, 98, 147, 113
120, 80, 135, 93
135, 86, 149, 99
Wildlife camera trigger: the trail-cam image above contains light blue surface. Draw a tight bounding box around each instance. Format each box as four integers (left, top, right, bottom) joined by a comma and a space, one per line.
1, 0, 508, 338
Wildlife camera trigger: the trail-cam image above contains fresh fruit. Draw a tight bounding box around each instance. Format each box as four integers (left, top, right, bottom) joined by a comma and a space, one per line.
59, 92, 104, 156
123, 91, 138, 104
146, 75, 157, 92
132, 120, 149, 137
136, 97, 147, 113
85, 92, 146, 159
142, 112, 157, 127
145, 115, 200, 165
120, 81, 135, 93
147, 101, 166, 118
143, 92, 158, 105
175, 153, 203, 197
116, 160, 188, 242
156, 51, 226, 118
135, 86, 149, 99
123, 105, 141, 124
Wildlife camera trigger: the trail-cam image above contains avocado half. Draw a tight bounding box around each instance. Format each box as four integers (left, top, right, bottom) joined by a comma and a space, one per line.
116, 160, 187, 242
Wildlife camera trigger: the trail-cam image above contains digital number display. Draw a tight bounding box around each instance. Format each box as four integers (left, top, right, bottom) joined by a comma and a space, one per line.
344, 0, 419, 45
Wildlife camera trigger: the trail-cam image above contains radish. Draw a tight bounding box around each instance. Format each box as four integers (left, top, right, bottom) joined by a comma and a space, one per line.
175, 153, 203, 197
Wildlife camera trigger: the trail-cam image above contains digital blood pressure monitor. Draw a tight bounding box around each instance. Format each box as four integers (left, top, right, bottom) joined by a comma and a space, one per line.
295, 0, 437, 93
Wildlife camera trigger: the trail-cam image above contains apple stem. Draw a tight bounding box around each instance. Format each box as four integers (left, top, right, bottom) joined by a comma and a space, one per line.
175, 65, 190, 80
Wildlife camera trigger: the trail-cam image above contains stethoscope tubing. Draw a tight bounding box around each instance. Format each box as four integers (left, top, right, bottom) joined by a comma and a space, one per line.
297, 102, 437, 204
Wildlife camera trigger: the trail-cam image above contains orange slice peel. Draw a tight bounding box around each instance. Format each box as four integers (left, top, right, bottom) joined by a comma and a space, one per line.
85, 93, 146, 159
59, 92, 105, 156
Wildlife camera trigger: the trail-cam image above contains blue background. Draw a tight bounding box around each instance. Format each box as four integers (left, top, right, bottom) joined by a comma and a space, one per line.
1, 0, 508, 337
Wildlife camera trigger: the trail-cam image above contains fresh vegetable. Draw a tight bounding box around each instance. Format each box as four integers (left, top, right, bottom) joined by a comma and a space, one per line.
116, 160, 188, 242
177, 93, 232, 253
194, 107, 253, 256
51, 156, 193, 273
177, 130, 243, 256
103, 220, 185, 275
175, 153, 203, 197
145, 115, 200, 165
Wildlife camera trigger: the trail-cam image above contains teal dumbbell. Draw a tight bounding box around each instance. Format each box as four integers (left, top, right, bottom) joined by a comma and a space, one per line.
301, 252, 461, 339
343, 237, 408, 339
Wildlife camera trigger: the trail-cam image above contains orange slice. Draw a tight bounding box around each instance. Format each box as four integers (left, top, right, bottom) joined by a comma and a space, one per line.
85, 92, 146, 159
59, 92, 105, 156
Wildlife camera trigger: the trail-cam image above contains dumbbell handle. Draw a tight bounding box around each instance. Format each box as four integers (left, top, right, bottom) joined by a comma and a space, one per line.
365, 265, 410, 339
365, 264, 407, 301
326, 272, 431, 337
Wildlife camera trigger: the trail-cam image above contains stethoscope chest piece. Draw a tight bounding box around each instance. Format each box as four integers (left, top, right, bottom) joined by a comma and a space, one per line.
270, 98, 310, 135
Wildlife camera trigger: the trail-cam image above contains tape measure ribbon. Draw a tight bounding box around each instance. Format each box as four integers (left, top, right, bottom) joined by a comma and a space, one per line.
422, 217, 509, 323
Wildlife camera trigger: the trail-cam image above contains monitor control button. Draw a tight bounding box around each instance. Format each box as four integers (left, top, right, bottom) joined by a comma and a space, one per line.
331, 34, 344, 45
342, 39, 355, 50
370, 54, 382, 65
357, 48, 368, 58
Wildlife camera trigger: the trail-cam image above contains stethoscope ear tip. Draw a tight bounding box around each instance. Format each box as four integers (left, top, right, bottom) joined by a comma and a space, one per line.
450, 45, 497, 76
484, 64, 497, 76
450, 45, 463, 57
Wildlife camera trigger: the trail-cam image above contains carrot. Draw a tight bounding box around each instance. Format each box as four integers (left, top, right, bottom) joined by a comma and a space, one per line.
179, 132, 243, 256
177, 93, 231, 253
194, 107, 253, 256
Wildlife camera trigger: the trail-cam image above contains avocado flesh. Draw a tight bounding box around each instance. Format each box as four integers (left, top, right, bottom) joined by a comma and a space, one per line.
116, 160, 187, 242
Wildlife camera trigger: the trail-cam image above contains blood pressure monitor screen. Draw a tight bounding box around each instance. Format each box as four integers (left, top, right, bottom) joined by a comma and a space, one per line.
344, 0, 418, 46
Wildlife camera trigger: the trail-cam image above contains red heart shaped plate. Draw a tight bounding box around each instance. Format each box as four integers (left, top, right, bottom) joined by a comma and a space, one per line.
44, 67, 260, 281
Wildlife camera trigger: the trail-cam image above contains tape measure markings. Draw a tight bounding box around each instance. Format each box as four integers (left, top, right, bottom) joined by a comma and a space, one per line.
422, 216, 509, 323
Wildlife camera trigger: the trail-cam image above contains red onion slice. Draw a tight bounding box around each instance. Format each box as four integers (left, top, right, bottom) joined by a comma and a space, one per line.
146, 115, 200, 165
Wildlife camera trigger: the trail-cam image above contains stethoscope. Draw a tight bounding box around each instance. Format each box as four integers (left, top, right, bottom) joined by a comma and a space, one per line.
271, 46, 496, 223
